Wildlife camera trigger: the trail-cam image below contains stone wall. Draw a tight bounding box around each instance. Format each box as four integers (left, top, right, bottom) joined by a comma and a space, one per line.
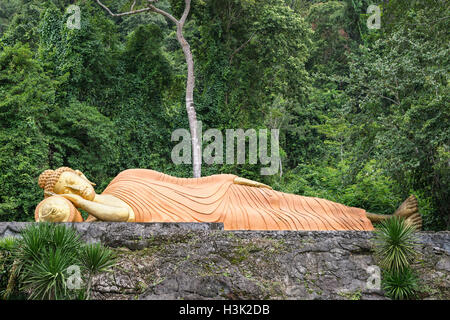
1, 222, 449, 300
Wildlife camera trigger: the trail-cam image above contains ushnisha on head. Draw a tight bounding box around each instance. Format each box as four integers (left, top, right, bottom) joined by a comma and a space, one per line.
38, 167, 96, 201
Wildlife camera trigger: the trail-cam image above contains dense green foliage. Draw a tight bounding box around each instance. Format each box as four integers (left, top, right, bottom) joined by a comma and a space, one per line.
0, 0, 448, 229
1, 223, 116, 300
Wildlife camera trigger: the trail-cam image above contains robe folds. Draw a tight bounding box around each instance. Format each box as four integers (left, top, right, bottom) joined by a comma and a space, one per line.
102, 169, 374, 231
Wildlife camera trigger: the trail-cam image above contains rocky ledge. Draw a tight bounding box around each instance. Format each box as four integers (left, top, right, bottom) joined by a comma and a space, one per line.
0, 222, 449, 300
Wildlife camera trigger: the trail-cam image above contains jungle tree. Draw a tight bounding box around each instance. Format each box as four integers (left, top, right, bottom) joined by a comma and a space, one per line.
95, 0, 202, 177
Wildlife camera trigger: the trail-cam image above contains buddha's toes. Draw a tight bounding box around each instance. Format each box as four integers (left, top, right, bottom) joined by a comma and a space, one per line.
394, 195, 419, 219
405, 212, 423, 230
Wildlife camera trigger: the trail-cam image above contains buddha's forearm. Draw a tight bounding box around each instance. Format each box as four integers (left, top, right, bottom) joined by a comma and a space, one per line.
77, 199, 129, 222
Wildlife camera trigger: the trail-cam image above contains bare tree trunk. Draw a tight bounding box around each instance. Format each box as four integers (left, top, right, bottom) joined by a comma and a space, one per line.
95, 0, 202, 177
176, 26, 201, 177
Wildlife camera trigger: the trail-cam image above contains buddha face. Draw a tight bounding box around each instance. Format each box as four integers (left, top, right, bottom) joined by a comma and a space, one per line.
53, 171, 96, 201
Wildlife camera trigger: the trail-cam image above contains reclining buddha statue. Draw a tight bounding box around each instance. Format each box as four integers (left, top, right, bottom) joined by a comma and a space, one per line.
34, 167, 422, 230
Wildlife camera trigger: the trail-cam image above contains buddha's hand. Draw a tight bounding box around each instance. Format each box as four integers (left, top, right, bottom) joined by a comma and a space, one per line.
58, 193, 85, 207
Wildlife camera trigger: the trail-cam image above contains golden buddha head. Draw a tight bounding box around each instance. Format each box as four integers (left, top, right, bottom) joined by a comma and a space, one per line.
38, 167, 96, 201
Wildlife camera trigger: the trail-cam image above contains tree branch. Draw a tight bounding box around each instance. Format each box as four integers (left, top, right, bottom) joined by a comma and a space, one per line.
229, 32, 256, 65
95, 0, 152, 17
379, 94, 400, 105
148, 3, 179, 25
95, 1, 184, 26
179, 0, 191, 27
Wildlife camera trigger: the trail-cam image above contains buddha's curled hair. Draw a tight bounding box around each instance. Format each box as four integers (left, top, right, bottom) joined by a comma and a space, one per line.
38, 167, 76, 198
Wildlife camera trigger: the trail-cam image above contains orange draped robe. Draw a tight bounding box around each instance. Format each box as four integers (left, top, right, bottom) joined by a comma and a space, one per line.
102, 169, 374, 231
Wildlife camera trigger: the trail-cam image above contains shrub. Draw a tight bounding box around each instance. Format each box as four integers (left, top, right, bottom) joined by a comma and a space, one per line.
79, 243, 117, 299
6, 223, 116, 300
0, 237, 18, 298
382, 267, 419, 300
373, 216, 420, 300
21, 247, 78, 300
373, 216, 418, 273
0, 237, 17, 251
13, 223, 82, 299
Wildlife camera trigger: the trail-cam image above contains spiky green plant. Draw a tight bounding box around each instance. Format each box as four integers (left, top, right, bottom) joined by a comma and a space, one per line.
373, 216, 418, 273
79, 243, 117, 299
0, 237, 18, 251
382, 267, 419, 300
0, 237, 18, 299
21, 247, 77, 300
15, 223, 81, 265
4, 224, 117, 300
12, 223, 82, 300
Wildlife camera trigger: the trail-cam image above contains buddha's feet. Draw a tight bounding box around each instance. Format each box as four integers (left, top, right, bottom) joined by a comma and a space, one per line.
405, 212, 423, 230
394, 195, 422, 230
